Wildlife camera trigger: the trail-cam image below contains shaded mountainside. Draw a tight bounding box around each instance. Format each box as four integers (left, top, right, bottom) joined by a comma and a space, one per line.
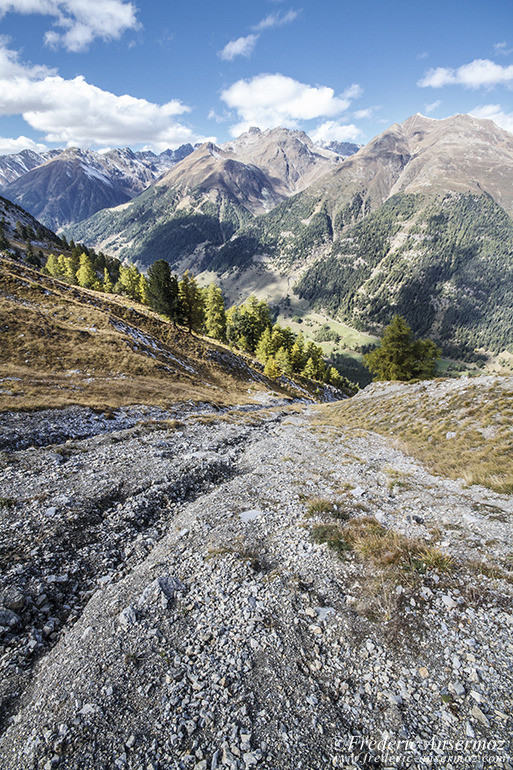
295, 192, 513, 354
0, 192, 63, 251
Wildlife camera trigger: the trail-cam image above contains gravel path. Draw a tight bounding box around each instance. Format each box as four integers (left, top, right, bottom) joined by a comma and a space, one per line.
0, 402, 511, 769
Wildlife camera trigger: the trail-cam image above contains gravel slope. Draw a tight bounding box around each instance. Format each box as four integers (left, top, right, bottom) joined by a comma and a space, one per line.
0, 401, 511, 769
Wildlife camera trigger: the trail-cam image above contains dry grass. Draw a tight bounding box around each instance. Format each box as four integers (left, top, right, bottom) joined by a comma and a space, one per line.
0, 257, 299, 412
312, 514, 454, 574
316, 379, 513, 494
306, 496, 357, 520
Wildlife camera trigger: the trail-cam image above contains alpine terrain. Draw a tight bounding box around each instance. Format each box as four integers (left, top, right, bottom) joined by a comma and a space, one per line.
0, 145, 196, 230
65, 114, 513, 357
0, 116, 512, 770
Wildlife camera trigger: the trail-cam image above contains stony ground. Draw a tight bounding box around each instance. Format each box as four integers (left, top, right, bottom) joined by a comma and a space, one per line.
0, 393, 511, 769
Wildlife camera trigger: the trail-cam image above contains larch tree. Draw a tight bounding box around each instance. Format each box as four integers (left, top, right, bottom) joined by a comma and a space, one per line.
178, 271, 204, 333
76, 252, 98, 289
204, 283, 226, 340
364, 315, 440, 381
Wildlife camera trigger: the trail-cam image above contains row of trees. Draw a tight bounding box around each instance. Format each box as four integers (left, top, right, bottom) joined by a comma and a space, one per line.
147, 261, 345, 386
43, 253, 347, 387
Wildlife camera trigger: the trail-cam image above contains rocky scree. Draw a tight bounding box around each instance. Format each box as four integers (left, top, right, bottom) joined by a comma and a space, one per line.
0, 403, 511, 769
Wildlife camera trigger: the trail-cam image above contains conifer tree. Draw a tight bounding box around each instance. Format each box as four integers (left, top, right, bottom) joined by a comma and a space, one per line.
45, 253, 60, 276
76, 252, 98, 289
302, 357, 317, 380
280, 326, 296, 352
57, 254, 68, 278
290, 334, 306, 372
275, 346, 292, 375
226, 296, 272, 352
364, 315, 440, 381
103, 268, 114, 293
327, 366, 342, 387
147, 260, 179, 320
204, 283, 226, 340
138, 274, 150, 305
270, 325, 286, 354
178, 271, 204, 333
118, 263, 141, 300
66, 252, 80, 282
264, 356, 281, 379
255, 327, 273, 363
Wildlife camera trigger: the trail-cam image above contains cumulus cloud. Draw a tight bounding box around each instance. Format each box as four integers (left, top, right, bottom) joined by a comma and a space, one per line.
470, 104, 513, 133
0, 135, 48, 154
0, 41, 206, 151
0, 0, 139, 52
221, 73, 361, 136
309, 121, 361, 143
418, 59, 513, 88
253, 9, 299, 31
424, 100, 441, 114
219, 34, 258, 61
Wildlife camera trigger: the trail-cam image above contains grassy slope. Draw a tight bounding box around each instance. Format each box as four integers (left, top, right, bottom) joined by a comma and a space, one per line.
317, 377, 513, 493
0, 256, 322, 412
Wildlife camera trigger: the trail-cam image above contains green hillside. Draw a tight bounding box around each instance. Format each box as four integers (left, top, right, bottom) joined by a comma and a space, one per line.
296, 192, 513, 356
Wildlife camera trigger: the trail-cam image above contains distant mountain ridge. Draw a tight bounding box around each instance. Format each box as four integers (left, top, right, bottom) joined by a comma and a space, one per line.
63, 126, 352, 265
65, 114, 513, 355
0, 144, 196, 229
0, 136, 357, 232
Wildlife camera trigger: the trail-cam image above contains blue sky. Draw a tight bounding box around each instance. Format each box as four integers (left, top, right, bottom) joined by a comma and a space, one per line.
0, 0, 512, 154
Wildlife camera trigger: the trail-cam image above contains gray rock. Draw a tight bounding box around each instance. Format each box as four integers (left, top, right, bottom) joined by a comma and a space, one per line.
118, 606, 138, 628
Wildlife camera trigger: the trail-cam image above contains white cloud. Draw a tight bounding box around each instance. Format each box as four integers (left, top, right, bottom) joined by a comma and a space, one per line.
0, 41, 207, 151
424, 100, 441, 114
494, 42, 513, 56
0, 0, 139, 52
0, 35, 54, 78
470, 104, 513, 133
309, 121, 361, 143
219, 34, 258, 61
219, 8, 299, 61
221, 73, 361, 136
0, 135, 48, 154
253, 9, 299, 31
418, 58, 513, 88
353, 105, 378, 120
343, 83, 363, 100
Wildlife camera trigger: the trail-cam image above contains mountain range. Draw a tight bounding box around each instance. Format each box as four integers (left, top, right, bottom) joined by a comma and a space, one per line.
0, 137, 360, 232
2, 115, 513, 358
0, 144, 196, 230
62, 114, 513, 356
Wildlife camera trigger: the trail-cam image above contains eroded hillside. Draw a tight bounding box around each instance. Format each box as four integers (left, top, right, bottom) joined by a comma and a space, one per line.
0, 381, 511, 768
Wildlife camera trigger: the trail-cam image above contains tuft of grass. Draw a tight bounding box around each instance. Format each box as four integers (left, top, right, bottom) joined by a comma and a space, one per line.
305, 497, 352, 520
311, 513, 454, 575
0, 497, 15, 509
311, 524, 351, 555
343, 517, 454, 573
